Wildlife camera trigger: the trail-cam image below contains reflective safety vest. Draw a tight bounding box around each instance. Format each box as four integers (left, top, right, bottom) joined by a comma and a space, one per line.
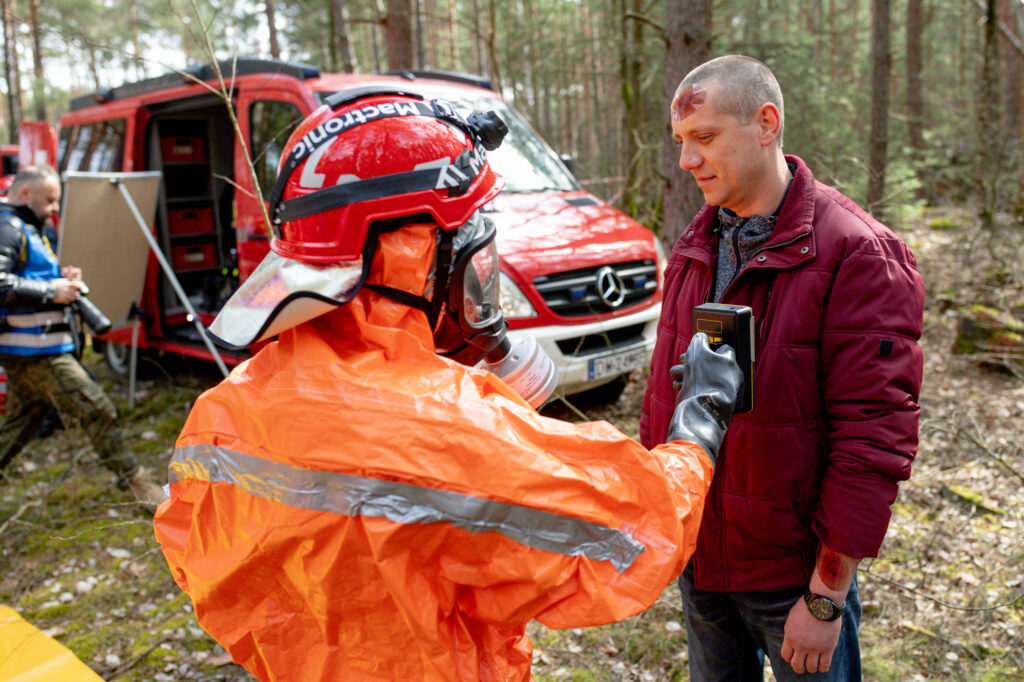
0, 224, 73, 356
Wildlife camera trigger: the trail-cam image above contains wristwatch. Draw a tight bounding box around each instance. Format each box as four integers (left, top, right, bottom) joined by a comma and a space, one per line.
803, 590, 844, 622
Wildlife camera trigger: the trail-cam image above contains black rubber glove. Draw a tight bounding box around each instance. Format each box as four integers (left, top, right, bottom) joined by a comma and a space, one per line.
665, 332, 744, 467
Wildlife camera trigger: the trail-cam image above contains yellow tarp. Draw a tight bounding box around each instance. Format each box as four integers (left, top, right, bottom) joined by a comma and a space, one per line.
0, 606, 102, 681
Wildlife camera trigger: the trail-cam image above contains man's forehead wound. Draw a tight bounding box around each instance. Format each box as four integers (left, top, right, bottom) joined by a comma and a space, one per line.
671, 83, 707, 122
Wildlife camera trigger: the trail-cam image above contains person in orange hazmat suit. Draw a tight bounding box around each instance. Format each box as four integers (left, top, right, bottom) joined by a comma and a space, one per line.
153, 89, 743, 681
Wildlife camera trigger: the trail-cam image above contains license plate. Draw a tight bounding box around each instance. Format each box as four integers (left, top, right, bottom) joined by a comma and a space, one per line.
587, 346, 648, 381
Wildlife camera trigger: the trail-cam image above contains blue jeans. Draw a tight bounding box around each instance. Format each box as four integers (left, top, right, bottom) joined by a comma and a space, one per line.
677, 565, 862, 682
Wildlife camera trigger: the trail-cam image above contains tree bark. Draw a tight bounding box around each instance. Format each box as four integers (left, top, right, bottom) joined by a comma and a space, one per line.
328, 0, 358, 73
385, 0, 415, 71
265, 0, 281, 59
906, 0, 927, 200
2, 0, 21, 143
906, 0, 925, 154
471, 0, 483, 75
619, 0, 644, 215
1014, 0, 1024, 215
415, 0, 427, 68
446, 0, 459, 71
30, 0, 44, 121
661, 0, 711, 248
976, 0, 1000, 232
866, 0, 891, 219
486, 0, 501, 92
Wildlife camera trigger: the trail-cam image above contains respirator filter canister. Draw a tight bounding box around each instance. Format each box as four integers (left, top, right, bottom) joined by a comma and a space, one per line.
483, 331, 559, 409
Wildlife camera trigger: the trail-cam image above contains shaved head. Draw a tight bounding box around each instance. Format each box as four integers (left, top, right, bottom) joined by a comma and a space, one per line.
673, 55, 784, 147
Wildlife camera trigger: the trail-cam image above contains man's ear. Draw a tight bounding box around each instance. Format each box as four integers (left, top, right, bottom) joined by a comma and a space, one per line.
9, 184, 28, 204
757, 103, 782, 147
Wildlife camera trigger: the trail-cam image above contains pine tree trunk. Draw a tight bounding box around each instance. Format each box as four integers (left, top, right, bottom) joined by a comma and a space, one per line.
619, 0, 643, 215
997, 0, 1024, 219
415, 0, 426, 68
866, 0, 891, 219
906, 0, 927, 200
385, 0, 415, 71
446, 0, 459, 71
661, 0, 711, 247
977, 0, 999, 232
265, 0, 281, 59
2, 0, 21, 142
1015, 0, 1024, 215
328, 0, 358, 73
30, 0, 44, 121
472, 0, 483, 75
486, 0, 501, 92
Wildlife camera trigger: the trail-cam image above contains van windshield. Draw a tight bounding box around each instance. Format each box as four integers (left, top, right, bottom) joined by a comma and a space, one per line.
322, 92, 578, 194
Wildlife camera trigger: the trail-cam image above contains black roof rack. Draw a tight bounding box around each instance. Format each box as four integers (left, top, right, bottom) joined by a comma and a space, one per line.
69, 57, 321, 111
384, 69, 493, 91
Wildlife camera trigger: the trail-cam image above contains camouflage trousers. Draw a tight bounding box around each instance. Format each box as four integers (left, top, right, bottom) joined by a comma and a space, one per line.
0, 353, 138, 487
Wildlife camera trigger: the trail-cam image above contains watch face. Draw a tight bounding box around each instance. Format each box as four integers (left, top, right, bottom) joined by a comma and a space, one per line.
804, 591, 842, 621
807, 597, 836, 620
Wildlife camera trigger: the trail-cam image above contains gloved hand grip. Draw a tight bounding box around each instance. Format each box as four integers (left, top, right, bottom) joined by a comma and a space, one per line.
665, 332, 744, 467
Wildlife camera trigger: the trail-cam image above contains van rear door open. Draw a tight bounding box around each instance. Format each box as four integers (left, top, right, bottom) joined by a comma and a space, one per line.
145, 94, 238, 333
234, 75, 311, 279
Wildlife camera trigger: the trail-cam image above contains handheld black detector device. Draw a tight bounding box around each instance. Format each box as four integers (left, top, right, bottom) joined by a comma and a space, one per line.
691, 303, 755, 413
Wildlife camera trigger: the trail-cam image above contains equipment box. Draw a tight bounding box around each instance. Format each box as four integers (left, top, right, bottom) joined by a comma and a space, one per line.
172, 241, 217, 271
161, 136, 207, 162
168, 206, 215, 235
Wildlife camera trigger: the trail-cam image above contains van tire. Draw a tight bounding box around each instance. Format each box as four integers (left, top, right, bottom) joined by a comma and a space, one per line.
93, 339, 136, 380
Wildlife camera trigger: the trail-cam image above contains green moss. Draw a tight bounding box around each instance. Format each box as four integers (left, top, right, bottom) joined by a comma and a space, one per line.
927, 216, 959, 230
30, 601, 73, 620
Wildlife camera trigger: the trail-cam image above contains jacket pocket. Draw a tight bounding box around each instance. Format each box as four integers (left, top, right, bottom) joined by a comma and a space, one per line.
720, 489, 815, 560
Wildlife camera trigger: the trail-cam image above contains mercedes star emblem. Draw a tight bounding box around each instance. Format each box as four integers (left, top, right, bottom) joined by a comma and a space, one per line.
595, 266, 626, 308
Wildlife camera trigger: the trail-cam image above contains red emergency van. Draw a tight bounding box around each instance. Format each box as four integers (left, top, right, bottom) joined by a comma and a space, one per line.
33, 58, 664, 402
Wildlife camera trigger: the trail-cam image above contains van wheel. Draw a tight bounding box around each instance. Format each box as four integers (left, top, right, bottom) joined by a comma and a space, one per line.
93, 339, 134, 380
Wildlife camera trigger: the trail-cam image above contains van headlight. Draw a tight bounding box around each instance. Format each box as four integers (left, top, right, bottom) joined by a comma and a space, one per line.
499, 272, 537, 319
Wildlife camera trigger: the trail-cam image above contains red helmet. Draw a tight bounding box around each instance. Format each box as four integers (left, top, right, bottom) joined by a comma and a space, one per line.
269, 90, 505, 263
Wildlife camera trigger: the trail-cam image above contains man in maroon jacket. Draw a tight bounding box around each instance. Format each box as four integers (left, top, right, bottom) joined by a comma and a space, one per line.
642, 55, 925, 680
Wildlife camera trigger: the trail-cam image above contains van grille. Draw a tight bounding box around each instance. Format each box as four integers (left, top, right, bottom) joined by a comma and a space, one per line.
533, 260, 657, 317
555, 323, 648, 357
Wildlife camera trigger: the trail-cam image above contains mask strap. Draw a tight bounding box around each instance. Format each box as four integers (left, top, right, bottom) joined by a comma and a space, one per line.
429, 230, 456, 329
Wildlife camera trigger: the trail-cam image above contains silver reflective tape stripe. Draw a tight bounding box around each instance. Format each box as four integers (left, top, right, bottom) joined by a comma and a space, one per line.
171, 444, 645, 573
0, 331, 75, 348
4, 310, 65, 328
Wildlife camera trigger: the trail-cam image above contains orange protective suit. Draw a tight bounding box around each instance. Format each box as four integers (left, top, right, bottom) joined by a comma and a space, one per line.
154, 225, 713, 681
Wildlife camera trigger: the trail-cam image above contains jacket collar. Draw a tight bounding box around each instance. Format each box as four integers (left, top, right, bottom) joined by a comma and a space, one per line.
0, 203, 44, 230
675, 154, 816, 270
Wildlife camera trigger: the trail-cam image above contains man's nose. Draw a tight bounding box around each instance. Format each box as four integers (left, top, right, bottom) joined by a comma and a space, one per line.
679, 144, 702, 171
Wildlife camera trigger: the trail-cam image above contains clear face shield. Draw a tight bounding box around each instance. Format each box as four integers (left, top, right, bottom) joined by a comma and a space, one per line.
455, 220, 501, 332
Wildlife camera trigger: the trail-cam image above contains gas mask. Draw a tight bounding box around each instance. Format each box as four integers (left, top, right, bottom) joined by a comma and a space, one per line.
429, 212, 558, 408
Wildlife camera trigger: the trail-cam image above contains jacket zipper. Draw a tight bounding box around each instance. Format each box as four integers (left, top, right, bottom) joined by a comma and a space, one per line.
718, 230, 809, 302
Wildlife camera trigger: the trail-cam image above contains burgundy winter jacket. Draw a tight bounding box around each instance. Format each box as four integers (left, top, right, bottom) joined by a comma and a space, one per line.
641, 155, 925, 592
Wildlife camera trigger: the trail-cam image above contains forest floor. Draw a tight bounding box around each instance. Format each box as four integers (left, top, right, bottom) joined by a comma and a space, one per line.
1, 209, 1022, 681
